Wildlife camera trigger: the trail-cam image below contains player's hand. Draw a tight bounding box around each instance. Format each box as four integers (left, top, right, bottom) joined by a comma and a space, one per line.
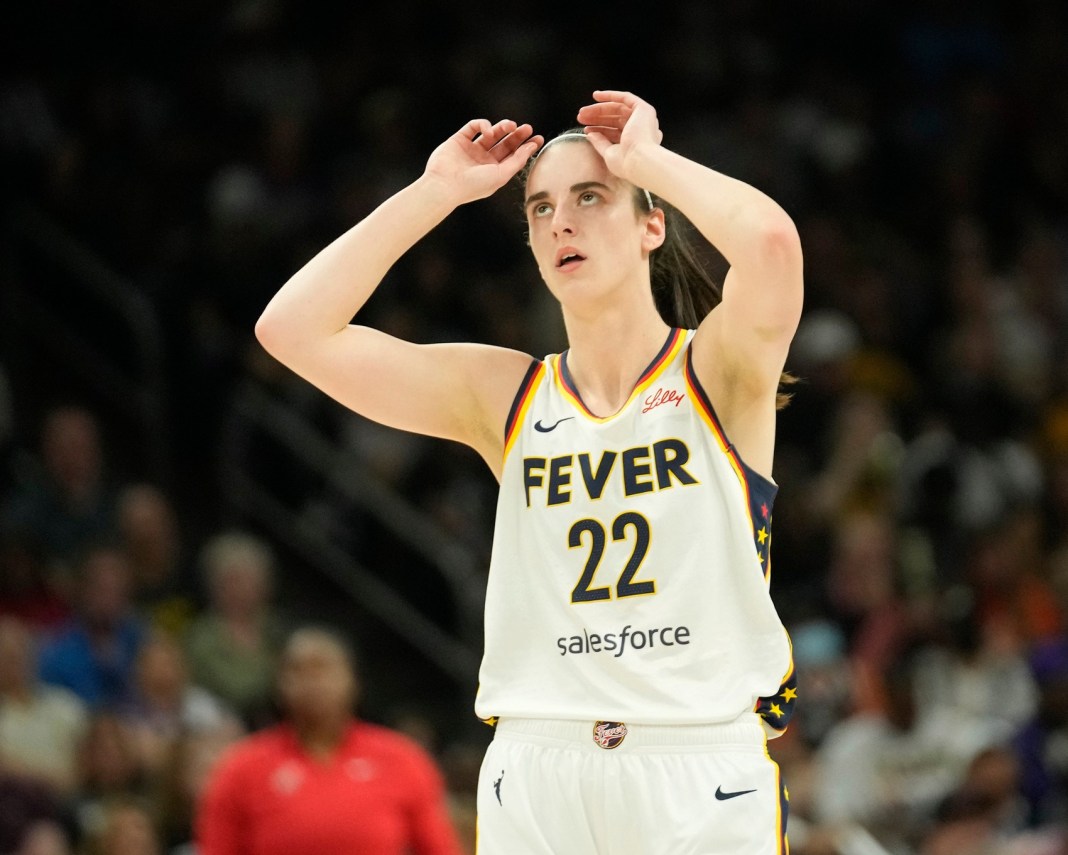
577, 90, 663, 181
423, 119, 543, 206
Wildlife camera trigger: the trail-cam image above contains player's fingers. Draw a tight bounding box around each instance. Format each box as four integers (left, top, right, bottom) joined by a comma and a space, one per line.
490, 124, 534, 159
477, 119, 518, 149
500, 135, 544, 175
577, 103, 631, 123
583, 124, 622, 140
592, 90, 643, 106
576, 113, 628, 129
459, 119, 492, 140
583, 130, 613, 158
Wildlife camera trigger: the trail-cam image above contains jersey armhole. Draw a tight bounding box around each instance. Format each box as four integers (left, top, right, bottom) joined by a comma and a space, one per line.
502, 359, 545, 461
684, 344, 779, 576
682, 345, 778, 496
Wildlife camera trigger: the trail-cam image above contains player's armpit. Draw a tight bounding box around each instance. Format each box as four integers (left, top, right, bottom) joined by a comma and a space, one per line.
688, 281, 799, 481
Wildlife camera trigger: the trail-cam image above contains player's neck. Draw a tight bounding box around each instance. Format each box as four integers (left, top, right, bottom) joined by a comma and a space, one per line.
562, 297, 672, 418
292, 715, 353, 759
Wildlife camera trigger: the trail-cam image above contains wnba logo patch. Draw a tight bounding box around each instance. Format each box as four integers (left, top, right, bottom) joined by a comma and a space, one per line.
593, 721, 628, 749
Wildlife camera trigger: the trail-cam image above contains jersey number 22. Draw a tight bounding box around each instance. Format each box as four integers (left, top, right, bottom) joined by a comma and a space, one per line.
569, 512, 655, 603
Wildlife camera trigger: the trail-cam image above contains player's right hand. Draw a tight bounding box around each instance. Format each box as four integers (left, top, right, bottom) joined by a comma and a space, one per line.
423, 119, 542, 206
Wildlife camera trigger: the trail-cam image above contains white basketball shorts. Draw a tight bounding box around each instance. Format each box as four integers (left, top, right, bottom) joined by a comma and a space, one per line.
476, 715, 788, 854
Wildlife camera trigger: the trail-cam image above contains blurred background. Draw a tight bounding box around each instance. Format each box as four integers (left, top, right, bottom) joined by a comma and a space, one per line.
2, 1, 1068, 853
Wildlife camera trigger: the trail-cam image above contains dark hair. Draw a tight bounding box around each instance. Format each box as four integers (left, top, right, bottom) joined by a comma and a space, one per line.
522, 131, 794, 409
282, 624, 361, 675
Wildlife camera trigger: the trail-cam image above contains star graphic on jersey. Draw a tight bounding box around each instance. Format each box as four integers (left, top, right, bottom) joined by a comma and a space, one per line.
781, 686, 798, 702
760, 502, 769, 519
757, 526, 768, 545
768, 703, 784, 717
784, 787, 790, 802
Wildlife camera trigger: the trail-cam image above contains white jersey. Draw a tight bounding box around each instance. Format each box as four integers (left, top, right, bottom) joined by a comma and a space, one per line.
475, 328, 797, 731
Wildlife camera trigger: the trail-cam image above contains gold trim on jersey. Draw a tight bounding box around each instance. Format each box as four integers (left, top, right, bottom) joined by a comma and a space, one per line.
682, 349, 757, 538
551, 327, 687, 422
503, 361, 547, 461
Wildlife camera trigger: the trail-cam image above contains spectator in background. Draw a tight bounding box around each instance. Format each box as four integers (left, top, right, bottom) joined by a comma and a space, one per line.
73, 713, 149, 844
913, 587, 1038, 744
1016, 638, 1068, 827
921, 746, 1029, 855
83, 799, 162, 855
12, 821, 73, 855
789, 619, 852, 749
120, 633, 238, 777
38, 544, 144, 707
815, 650, 1002, 853
184, 532, 284, 725
0, 526, 70, 633
0, 617, 88, 797
805, 390, 903, 527
117, 485, 196, 637
1041, 402, 1068, 555
196, 626, 462, 855
968, 507, 1063, 650
1, 406, 118, 565
825, 507, 912, 696
156, 724, 244, 855
0, 775, 68, 855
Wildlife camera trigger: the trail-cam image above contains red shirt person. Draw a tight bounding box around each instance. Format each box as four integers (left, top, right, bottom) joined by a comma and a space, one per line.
195, 627, 462, 855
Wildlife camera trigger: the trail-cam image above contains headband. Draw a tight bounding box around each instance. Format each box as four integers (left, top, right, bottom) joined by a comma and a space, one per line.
535, 133, 655, 212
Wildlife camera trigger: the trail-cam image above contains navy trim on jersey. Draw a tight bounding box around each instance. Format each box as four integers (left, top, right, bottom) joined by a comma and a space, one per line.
778, 767, 791, 852
683, 348, 778, 577
755, 667, 798, 734
503, 358, 542, 440
559, 327, 680, 415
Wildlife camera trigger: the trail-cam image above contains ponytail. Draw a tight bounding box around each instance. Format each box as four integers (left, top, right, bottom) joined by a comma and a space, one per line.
647, 197, 721, 329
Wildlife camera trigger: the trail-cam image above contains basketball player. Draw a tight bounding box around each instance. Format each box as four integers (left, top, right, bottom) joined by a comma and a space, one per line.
256, 90, 803, 854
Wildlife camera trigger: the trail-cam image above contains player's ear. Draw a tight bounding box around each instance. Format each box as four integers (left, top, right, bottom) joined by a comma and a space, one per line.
642, 208, 666, 254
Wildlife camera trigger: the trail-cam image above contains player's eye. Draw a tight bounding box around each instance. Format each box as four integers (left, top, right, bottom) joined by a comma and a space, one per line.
579, 191, 599, 205
533, 203, 552, 217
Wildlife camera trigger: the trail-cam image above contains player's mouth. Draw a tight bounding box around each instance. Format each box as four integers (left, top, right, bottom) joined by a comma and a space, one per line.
555, 246, 587, 273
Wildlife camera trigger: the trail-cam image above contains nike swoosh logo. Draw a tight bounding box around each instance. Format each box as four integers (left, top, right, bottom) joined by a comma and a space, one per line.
534, 417, 575, 433
715, 786, 757, 801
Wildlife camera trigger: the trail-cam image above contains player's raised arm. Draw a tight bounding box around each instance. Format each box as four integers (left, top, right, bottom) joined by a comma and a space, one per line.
579, 90, 803, 410
254, 119, 543, 474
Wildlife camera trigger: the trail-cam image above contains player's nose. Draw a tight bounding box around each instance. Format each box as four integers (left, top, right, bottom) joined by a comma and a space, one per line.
551, 207, 576, 238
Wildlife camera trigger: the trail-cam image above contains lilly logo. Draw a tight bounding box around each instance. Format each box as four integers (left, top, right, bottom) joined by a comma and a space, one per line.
642, 387, 685, 413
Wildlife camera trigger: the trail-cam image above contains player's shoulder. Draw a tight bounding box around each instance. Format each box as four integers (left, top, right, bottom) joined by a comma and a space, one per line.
213, 726, 291, 775
474, 344, 544, 390
199, 727, 289, 803
354, 721, 438, 767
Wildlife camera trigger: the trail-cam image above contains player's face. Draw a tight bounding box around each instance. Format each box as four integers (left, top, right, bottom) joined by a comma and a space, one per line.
524, 141, 662, 306
278, 635, 357, 722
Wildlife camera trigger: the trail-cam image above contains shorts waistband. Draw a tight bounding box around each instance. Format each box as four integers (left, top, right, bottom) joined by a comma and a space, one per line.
494, 715, 767, 751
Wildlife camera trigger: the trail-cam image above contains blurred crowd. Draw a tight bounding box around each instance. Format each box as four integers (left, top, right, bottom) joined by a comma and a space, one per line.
0, 405, 475, 854
4, 1, 1068, 853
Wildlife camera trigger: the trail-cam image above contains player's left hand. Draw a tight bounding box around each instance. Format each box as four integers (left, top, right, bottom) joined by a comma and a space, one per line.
577, 90, 663, 181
